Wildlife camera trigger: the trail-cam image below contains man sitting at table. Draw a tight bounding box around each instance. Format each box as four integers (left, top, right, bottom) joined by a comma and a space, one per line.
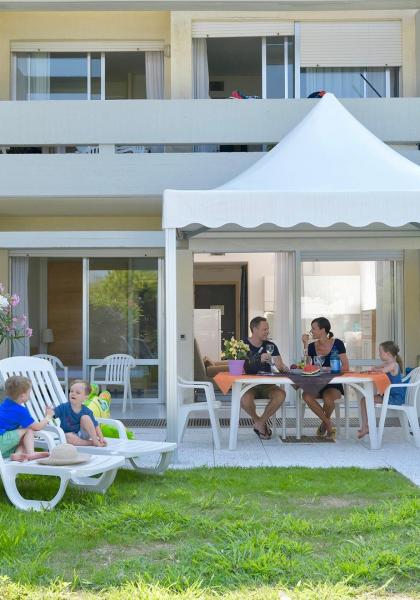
242, 316, 288, 440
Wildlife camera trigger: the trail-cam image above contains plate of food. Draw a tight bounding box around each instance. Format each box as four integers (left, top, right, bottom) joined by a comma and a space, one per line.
300, 366, 322, 376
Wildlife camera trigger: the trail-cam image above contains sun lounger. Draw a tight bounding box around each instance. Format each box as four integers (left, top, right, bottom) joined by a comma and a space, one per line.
0, 449, 124, 511
0, 357, 176, 474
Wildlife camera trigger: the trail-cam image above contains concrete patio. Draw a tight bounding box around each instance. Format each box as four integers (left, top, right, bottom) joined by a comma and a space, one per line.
123, 421, 420, 487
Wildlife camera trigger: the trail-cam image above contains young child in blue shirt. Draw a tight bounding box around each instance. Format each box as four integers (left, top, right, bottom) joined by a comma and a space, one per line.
358, 341, 406, 439
54, 380, 106, 447
0, 375, 52, 461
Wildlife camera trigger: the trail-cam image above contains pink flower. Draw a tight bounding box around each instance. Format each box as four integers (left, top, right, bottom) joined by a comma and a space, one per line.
24, 327, 33, 337
9, 294, 20, 307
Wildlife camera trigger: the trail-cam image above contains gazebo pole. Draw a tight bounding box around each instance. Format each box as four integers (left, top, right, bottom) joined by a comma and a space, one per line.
165, 227, 178, 447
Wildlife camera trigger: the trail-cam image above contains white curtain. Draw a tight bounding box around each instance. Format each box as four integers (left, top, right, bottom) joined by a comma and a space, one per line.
301, 67, 367, 98
375, 261, 394, 349
145, 51, 164, 99
192, 39, 217, 153
11, 257, 30, 356
273, 252, 296, 367
30, 52, 50, 100
193, 39, 210, 99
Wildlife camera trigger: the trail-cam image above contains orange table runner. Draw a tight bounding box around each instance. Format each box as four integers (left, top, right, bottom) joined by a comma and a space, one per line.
213, 371, 390, 396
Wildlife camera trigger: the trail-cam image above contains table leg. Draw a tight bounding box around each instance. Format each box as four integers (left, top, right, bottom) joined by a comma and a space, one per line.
229, 382, 242, 450
296, 389, 301, 439
364, 381, 380, 450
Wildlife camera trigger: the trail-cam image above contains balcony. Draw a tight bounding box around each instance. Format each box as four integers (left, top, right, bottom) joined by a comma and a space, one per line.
1, 98, 420, 216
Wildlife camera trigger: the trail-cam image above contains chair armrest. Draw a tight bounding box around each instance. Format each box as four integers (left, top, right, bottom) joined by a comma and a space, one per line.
35, 429, 61, 450
90, 360, 107, 382
178, 380, 213, 391
96, 417, 128, 440
37, 423, 66, 446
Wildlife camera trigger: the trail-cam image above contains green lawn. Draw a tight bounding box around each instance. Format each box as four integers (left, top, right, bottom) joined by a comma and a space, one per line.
0, 467, 419, 600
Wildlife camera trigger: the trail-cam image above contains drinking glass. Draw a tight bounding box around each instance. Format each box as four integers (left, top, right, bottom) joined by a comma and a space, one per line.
313, 355, 325, 369
266, 343, 275, 371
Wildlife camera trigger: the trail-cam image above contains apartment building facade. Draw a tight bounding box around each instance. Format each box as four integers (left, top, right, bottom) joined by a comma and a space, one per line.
0, 1, 419, 405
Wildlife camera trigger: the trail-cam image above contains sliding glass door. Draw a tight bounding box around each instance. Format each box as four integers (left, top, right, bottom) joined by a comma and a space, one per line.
14, 51, 163, 100
85, 257, 162, 402
300, 259, 403, 360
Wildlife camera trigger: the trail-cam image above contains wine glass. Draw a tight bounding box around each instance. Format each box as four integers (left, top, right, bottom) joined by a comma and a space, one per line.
313, 355, 325, 369
266, 343, 275, 371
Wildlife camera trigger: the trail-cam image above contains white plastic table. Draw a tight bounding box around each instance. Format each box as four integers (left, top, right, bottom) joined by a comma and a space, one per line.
228, 375, 378, 450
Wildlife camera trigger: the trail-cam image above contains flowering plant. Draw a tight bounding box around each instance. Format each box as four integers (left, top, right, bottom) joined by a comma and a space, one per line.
221, 337, 250, 360
0, 283, 32, 345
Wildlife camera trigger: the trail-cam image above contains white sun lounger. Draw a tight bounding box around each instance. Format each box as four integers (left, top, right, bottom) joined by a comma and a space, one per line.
0, 357, 176, 474
0, 449, 124, 511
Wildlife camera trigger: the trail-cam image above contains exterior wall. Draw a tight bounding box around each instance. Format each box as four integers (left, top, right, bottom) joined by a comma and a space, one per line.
177, 249, 194, 380
404, 250, 420, 368
0, 11, 171, 100
0, 9, 416, 101
0, 216, 162, 231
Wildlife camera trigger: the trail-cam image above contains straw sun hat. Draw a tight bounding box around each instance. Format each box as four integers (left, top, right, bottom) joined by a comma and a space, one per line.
38, 443, 91, 465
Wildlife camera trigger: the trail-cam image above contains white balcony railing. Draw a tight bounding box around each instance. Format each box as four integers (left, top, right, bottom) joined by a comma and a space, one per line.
0, 98, 420, 201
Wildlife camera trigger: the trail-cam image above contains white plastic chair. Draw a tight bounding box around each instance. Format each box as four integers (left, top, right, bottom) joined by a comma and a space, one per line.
0, 357, 176, 475
90, 354, 136, 413
177, 377, 223, 449
377, 366, 420, 448
33, 354, 69, 397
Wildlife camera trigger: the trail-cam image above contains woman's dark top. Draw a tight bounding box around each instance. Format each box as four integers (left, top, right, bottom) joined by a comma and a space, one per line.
307, 338, 346, 367
308, 338, 346, 397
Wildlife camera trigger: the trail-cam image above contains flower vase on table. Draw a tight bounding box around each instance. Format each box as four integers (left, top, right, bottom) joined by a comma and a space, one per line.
221, 337, 250, 376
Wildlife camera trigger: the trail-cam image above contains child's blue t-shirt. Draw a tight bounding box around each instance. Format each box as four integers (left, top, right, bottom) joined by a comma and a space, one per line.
0, 397, 34, 435
53, 402, 98, 434
387, 369, 406, 405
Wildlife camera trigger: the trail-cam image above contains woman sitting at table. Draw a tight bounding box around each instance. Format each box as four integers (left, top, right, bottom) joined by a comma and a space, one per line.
301, 317, 349, 438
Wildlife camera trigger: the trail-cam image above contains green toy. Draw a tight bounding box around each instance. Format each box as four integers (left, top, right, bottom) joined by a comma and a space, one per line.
85, 383, 135, 440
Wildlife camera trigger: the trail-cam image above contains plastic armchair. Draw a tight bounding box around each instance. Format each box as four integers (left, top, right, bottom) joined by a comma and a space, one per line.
33, 354, 69, 398
177, 377, 223, 449
377, 366, 420, 448
90, 354, 136, 413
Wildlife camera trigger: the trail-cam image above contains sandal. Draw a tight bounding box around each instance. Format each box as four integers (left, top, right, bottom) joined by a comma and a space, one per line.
316, 422, 326, 437
253, 424, 272, 441
326, 427, 336, 441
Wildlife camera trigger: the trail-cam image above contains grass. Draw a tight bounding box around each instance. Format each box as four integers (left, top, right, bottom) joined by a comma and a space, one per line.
0, 467, 419, 599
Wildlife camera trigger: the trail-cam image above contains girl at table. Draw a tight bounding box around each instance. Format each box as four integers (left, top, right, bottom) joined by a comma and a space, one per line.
357, 340, 406, 439
301, 317, 349, 438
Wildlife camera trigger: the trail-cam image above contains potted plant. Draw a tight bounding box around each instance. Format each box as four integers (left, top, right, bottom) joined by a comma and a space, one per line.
221, 337, 250, 375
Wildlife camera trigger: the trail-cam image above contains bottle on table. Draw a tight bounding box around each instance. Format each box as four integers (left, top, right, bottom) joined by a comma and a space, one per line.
330, 348, 341, 374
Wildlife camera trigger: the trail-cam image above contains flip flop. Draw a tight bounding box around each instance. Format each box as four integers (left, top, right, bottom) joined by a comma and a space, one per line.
316, 423, 326, 437
253, 427, 271, 441
326, 427, 336, 441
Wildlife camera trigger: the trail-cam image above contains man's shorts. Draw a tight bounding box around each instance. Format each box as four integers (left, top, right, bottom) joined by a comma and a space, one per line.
77, 429, 91, 441
251, 384, 280, 400
0, 429, 21, 458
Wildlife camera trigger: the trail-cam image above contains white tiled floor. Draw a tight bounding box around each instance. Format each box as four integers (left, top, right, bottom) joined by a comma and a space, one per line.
131, 425, 420, 486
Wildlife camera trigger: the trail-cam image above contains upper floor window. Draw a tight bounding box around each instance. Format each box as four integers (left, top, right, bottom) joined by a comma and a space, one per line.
13, 50, 164, 100
301, 67, 399, 99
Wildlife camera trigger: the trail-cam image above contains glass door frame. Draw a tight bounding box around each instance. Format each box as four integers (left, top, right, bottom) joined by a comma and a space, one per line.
82, 256, 164, 403
261, 36, 294, 99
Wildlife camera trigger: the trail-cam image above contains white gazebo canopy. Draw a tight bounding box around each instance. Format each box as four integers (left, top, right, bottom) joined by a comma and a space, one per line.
162, 93, 420, 447
163, 93, 420, 230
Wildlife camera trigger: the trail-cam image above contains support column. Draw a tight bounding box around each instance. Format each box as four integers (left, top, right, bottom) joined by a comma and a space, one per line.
170, 12, 193, 98
165, 228, 178, 443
